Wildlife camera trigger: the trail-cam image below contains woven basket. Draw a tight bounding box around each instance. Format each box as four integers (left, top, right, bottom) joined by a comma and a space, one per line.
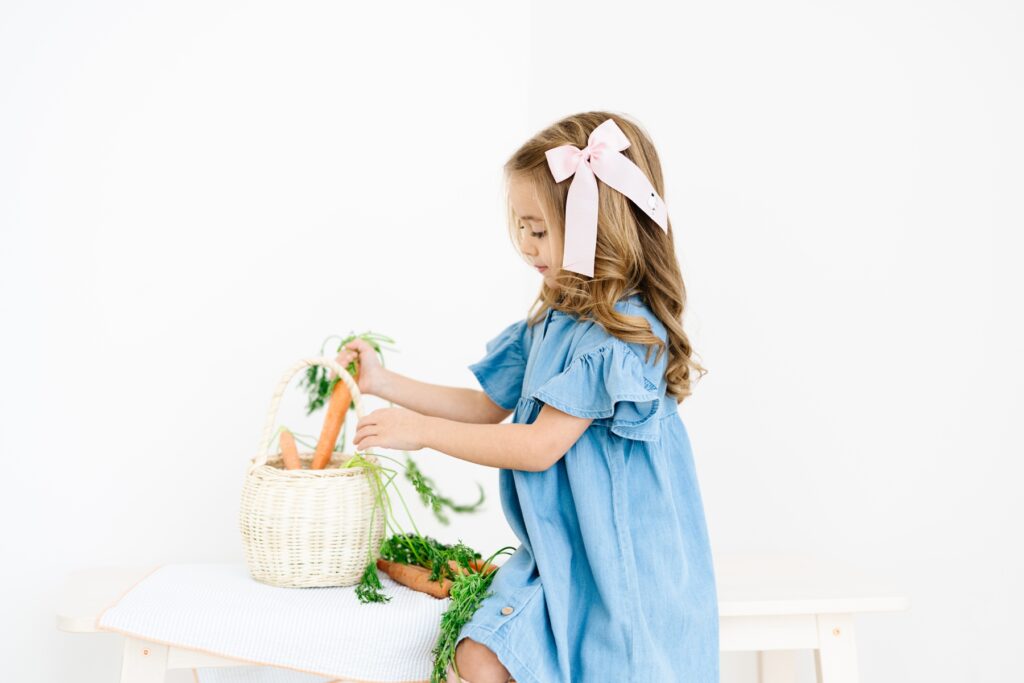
240, 356, 386, 588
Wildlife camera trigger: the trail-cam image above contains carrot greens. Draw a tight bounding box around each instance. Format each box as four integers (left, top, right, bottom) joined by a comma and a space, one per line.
340, 449, 514, 682
300, 330, 396, 415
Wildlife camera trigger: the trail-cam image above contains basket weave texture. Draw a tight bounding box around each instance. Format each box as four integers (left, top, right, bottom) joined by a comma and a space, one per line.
240, 356, 386, 588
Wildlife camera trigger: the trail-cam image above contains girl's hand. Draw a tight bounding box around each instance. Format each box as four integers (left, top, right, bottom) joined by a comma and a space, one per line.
353, 407, 429, 452
335, 339, 385, 396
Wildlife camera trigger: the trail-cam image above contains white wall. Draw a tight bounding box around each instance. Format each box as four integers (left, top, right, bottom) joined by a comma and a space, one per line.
2, 1, 1020, 681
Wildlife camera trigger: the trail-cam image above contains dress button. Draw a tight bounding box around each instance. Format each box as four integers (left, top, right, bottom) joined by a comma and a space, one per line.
501, 606, 514, 615
647, 192, 657, 210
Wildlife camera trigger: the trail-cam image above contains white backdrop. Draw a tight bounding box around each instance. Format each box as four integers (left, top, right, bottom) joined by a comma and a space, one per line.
2, 1, 1021, 681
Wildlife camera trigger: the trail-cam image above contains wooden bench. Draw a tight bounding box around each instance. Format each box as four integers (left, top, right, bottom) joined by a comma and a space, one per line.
56, 552, 908, 682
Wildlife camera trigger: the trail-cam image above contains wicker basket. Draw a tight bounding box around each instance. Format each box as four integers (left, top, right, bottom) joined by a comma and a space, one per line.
240, 356, 386, 588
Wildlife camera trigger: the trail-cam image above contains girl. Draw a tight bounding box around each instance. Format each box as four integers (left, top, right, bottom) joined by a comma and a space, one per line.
345, 111, 718, 683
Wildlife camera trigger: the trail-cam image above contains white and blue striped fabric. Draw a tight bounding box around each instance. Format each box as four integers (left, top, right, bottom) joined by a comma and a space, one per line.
96, 563, 451, 682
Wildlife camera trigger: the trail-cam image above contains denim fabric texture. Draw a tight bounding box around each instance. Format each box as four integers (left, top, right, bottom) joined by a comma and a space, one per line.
456, 293, 719, 683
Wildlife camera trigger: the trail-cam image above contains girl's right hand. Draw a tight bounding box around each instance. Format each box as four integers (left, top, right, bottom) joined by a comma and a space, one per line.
335, 339, 384, 396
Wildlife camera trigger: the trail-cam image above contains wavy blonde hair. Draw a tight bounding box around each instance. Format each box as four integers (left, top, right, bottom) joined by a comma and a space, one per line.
503, 110, 706, 402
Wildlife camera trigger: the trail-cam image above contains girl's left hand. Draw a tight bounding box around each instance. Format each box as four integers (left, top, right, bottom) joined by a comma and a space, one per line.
353, 407, 429, 451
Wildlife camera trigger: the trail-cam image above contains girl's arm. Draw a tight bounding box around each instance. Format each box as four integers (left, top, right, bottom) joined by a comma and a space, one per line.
338, 341, 510, 424
420, 404, 593, 472
375, 367, 511, 425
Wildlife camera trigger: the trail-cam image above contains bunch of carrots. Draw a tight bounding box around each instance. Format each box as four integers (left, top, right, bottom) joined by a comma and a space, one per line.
274, 331, 379, 471
276, 361, 356, 471
280, 331, 514, 682
370, 532, 504, 599
365, 532, 515, 683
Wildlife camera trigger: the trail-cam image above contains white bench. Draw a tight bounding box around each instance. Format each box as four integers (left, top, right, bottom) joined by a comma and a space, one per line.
56, 553, 908, 682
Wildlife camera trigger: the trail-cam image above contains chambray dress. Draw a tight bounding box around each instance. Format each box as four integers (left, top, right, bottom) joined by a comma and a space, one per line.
456, 293, 719, 683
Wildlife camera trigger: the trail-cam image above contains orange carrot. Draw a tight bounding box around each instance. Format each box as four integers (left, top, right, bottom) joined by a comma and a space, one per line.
279, 428, 301, 470
376, 558, 453, 599
311, 364, 359, 469
448, 558, 498, 576
469, 558, 499, 575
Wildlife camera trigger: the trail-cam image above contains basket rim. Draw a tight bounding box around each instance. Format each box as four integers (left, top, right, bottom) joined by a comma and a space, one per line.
247, 450, 382, 478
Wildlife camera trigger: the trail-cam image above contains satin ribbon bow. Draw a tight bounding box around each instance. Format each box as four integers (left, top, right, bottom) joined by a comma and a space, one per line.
544, 118, 669, 277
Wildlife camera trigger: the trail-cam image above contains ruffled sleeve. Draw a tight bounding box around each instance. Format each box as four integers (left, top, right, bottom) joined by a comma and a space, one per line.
468, 319, 529, 411
530, 337, 662, 442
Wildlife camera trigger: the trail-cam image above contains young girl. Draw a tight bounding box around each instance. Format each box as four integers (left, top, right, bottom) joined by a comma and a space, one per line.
344, 111, 718, 683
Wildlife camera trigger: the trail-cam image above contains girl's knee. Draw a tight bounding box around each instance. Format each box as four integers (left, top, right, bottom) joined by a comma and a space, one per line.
452, 637, 512, 683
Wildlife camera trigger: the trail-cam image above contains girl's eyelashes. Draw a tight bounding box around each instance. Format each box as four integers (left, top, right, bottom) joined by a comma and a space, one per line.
518, 225, 547, 238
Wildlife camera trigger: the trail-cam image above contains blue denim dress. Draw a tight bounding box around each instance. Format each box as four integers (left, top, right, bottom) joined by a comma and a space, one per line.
457, 293, 719, 683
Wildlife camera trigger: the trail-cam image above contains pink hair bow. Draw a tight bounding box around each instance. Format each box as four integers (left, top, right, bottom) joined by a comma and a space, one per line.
544, 118, 669, 277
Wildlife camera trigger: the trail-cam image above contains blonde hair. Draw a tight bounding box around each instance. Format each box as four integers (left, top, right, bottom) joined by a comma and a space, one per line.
503, 110, 707, 402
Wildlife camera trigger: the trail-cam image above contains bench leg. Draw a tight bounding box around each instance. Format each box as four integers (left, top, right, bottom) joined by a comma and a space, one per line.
119, 637, 169, 683
758, 650, 798, 683
814, 613, 859, 683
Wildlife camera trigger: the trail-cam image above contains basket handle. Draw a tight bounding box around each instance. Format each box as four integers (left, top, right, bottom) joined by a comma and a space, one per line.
250, 356, 367, 471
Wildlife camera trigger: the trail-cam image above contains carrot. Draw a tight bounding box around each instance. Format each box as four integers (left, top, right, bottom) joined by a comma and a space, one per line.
375, 558, 497, 601
447, 558, 498, 576
279, 428, 301, 470
311, 363, 360, 469
376, 558, 453, 599
469, 558, 498, 575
